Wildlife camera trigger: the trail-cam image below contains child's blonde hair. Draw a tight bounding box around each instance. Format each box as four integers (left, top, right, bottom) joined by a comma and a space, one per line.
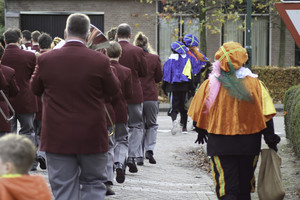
0, 134, 36, 174
133, 32, 156, 55
106, 27, 117, 41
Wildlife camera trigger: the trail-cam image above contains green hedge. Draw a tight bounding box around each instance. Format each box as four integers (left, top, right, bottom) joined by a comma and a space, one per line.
283, 84, 300, 156
158, 66, 300, 103
252, 66, 300, 103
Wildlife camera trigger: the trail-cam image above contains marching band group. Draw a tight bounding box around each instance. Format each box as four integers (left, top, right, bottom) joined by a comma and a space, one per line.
0, 11, 282, 200
0, 13, 168, 200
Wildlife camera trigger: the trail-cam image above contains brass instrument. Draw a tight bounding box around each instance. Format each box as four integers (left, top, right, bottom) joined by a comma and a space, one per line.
87, 24, 109, 51
87, 24, 115, 136
0, 90, 15, 122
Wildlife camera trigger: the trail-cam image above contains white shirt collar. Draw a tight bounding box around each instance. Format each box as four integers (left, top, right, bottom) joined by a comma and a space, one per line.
67, 39, 84, 44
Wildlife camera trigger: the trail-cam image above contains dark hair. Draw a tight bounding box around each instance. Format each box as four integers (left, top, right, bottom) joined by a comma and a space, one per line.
66, 13, 90, 39
22, 30, 31, 41
4, 28, 22, 44
117, 23, 131, 39
106, 27, 117, 41
31, 30, 41, 43
38, 33, 52, 49
0, 44, 4, 58
106, 41, 122, 58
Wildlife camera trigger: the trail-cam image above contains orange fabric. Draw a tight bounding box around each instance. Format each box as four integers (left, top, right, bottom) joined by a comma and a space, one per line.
188, 77, 272, 135
190, 46, 206, 62
215, 42, 248, 72
0, 175, 52, 200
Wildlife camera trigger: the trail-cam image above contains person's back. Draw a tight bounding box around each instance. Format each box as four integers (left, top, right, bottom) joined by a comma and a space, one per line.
188, 42, 281, 200
1, 29, 37, 162
140, 52, 162, 101
0, 134, 51, 200
133, 32, 162, 164
2, 29, 37, 115
33, 32, 118, 153
117, 24, 147, 104
31, 30, 41, 52
0, 44, 19, 135
31, 13, 120, 200
21, 30, 32, 50
110, 60, 132, 121
116, 23, 147, 173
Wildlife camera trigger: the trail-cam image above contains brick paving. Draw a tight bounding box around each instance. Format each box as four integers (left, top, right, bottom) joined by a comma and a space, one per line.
31, 111, 297, 200
106, 114, 216, 200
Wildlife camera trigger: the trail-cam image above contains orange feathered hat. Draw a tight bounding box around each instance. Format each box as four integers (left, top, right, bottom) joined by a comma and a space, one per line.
215, 41, 248, 72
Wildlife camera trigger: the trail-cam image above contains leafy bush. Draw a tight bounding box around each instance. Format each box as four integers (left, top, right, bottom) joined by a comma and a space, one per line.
283, 84, 300, 156
252, 66, 300, 103
157, 66, 300, 104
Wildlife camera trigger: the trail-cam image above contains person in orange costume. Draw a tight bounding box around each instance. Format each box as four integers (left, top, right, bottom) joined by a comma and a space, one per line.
0, 134, 51, 200
188, 42, 280, 200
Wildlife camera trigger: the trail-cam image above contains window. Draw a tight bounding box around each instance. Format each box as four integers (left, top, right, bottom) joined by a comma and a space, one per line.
158, 16, 200, 64
223, 16, 269, 66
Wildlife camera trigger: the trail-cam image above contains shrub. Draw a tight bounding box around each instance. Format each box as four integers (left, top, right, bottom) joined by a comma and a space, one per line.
252, 66, 300, 103
283, 84, 300, 156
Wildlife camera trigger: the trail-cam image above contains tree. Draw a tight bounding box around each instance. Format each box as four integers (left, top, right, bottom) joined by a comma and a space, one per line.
159, 0, 282, 56
0, 0, 5, 36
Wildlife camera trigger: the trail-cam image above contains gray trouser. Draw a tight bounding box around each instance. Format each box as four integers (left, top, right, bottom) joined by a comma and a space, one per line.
127, 103, 143, 158
114, 123, 129, 166
11, 113, 37, 168
106, 126, 115, 183
34, 119, 46, 160
137, 101, 159, 158
11, 113, 35, 137
46, 152, 107, 200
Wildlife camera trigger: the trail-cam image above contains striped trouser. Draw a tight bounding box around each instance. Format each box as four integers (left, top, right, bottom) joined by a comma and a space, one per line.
210, 155, 258, 200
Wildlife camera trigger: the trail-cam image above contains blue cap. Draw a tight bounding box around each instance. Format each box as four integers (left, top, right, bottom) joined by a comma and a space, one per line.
171, 41, 188, 54
183, 34, 199, 47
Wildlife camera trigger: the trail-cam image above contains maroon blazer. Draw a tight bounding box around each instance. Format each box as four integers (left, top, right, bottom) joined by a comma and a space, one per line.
31, 45, 40, 52
0, 67, 6, 89
25, 43, 32, 48
0, 64, 19, 132
2, 44, 37, 114
140, 52, 163, 101
110, 60, 133, 123
34, 50, 48, 121
21, 42, 32, 50
104, 66, 119, 128
30, 41, 120, 154
118, 41, 147, 104
105, 97, 115, 128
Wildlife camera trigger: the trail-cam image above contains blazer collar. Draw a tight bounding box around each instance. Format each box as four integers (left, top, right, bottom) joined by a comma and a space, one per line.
110, 60, 119, 65
63, 41, 87, 48
118, 40, 130, 45
5, 44, 20, 50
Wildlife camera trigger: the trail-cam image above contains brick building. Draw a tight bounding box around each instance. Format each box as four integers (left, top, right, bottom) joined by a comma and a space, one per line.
4, 0, 299, 66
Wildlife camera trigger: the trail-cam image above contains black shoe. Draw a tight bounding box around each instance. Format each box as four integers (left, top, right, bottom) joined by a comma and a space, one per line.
30, 167, 37, 171
126, 157, 138, 173
38, 156, 47, 170
105, 183, 115, 196
115, 163, 125, 183
145, 151, 156, 164
136, 157, 144, 166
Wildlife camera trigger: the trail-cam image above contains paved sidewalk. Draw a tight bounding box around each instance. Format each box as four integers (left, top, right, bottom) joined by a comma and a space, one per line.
106, 115, 216, 200
32, 113, 299, 200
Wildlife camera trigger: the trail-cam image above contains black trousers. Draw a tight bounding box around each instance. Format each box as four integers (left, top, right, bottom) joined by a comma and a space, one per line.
210, 155, 259, 200
167, 91, 188, 128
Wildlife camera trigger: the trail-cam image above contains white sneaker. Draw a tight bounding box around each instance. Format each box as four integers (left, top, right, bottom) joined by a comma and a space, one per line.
171, 121, 181, 135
